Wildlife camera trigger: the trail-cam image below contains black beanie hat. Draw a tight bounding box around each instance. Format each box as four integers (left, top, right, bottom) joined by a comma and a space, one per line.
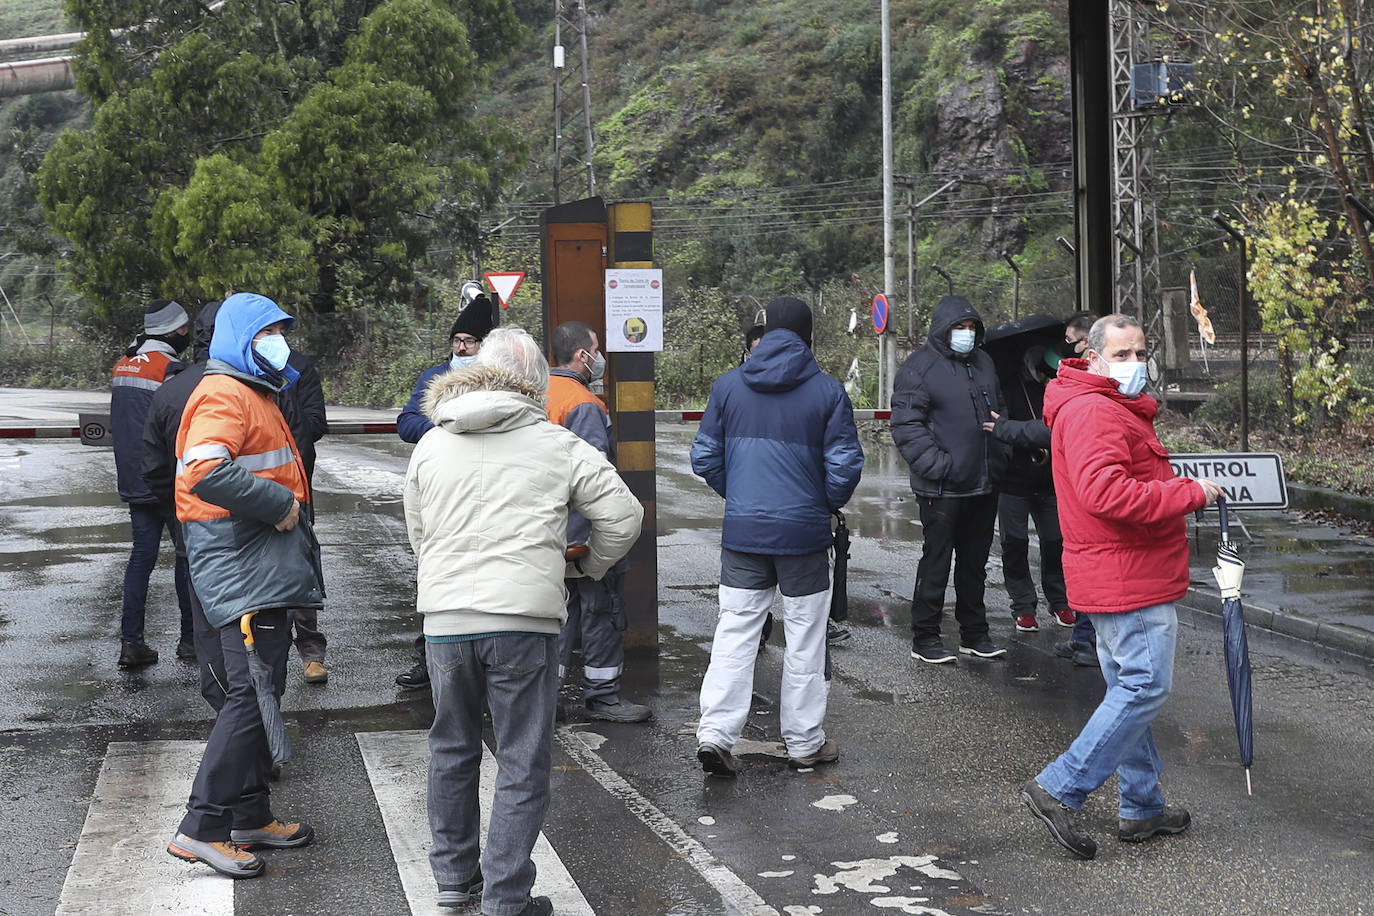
448, 295, 496, 341
764, 296, 813, 349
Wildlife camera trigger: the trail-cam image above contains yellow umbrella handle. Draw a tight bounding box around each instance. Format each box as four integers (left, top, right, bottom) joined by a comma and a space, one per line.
240, 611, 258, 648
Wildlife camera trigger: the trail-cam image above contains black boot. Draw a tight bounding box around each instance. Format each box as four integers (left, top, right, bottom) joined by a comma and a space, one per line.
119, 640, 159, 669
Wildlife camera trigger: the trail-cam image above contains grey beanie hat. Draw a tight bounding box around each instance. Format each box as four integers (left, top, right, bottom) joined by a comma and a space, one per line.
144, 299, 189, 336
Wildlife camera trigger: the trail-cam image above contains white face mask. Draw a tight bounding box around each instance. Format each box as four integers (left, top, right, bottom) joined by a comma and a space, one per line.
1105, 359, 1148, 398
450, 354, 478, 370
949, 328, 976, 354
253, 333, 291, 371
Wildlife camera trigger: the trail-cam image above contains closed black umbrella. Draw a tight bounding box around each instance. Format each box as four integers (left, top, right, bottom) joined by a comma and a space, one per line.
240, 612, 293, 767
830, 510, 850, 623
1210, 496, 1254, 794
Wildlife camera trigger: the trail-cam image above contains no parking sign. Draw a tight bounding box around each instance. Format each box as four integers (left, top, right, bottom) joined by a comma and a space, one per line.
872, 294, 889, 334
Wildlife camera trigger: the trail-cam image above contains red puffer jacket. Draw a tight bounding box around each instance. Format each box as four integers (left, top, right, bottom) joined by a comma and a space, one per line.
1043, 361, 1208, 614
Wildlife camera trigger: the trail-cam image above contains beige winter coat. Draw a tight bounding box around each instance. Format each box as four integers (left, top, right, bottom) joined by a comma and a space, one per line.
403, 366, 644, 637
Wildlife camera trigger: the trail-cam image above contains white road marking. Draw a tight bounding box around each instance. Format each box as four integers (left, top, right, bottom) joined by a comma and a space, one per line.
357, 730, 593, 916
877, 832, 899, 844
557, 726, 781, 916
56, 740, 232, 916
812, 794, 858, 811
313, 456, 404, 501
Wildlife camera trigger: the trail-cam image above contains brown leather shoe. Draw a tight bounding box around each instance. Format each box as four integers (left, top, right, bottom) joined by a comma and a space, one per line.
303, 660, 328, 684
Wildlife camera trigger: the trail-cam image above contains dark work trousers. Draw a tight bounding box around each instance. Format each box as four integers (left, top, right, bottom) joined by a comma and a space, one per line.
997, 491, 1068, 616
189, 571, 229, 712
179, 608, 291, 841
911, 493, 999, 643
289, 503, 327, 663
558, 572, 628, 704
121, 502, 193, 644
1072, 610, 1097, 648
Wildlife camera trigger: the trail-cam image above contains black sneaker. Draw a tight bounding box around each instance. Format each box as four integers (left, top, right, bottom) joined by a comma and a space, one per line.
826, 622, 852, 644
395, 660, 430, 690
911, 639, 956, 664
175, 638, 197, 661
959, 637, 1007, 659
1118, 806, 1191, 842
1020, 779, 1097, 860
697, 742, 740, 778
515, 897, 553, 916
118, 640, 158, 669
436, 868, 483, 908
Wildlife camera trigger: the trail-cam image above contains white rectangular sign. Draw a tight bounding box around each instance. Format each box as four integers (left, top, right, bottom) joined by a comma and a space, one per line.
604, 269, 663, 352
1169, 451, 1288, 509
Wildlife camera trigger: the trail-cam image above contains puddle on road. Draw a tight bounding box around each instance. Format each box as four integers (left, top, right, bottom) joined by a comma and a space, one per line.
0, 546, 123, 571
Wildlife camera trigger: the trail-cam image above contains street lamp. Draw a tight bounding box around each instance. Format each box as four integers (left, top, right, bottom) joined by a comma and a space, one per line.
1212, 213, 1249, 452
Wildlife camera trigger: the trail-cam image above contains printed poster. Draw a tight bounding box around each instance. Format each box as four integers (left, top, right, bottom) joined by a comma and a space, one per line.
604, 269, 663, 352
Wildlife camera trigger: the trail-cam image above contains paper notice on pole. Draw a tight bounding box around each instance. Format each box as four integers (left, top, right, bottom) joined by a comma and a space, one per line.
604, 269, 664, 352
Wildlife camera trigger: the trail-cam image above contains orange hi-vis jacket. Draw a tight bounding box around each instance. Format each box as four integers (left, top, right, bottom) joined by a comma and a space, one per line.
175, 372, 309, 522
111, 343, 183, 503
546, 371, 607, 431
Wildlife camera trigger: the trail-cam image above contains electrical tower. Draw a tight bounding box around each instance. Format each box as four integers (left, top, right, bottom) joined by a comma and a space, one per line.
1110, 0, 1162, 322
552, 0, 597, 205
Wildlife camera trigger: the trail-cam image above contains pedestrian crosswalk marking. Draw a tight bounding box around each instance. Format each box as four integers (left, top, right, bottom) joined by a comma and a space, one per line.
357, 730, 594, 915
56, 740, 232, 916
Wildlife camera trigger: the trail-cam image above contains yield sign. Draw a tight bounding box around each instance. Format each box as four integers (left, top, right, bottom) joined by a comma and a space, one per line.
483, 272, 525, 308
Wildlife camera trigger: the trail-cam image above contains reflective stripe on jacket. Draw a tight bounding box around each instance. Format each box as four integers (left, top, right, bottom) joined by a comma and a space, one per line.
111, 344, 183, 503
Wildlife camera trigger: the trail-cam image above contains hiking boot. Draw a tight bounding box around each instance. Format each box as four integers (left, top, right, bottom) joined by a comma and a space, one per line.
1020, 779, 1097, 860
1050, 608, 1077, 627
303, 660, 328, 684
437, 868, 484, 908
959, 637, 1007, 659
911, 639, 956, 664
1118, 806, 1191, 842
697, 742, 740, 778
118, 640, 158, 669
827, 621, 853, 644
167, 833, 265, 878
787, 738, 839, 770
586, 697, 653, 723
515, 897, 553, 916
230, 819, 314, 849
1014, 614, 1039, 632
395, 660, 430, 690
175, 638, 197, 661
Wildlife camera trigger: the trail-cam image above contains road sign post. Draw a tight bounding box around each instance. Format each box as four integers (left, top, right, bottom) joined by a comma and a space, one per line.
1169, 452, 1287, 509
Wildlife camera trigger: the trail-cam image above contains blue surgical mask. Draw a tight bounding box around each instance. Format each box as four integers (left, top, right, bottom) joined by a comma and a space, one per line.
949, 328, 976, 354
1107, 360, 1148, 398
450, 354, 478, 370
253, 333, 291, 371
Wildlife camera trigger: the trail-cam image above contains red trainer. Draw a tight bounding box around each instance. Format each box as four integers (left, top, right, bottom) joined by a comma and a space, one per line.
1051, 608, 1077, 628
1014, 614, 1039, 632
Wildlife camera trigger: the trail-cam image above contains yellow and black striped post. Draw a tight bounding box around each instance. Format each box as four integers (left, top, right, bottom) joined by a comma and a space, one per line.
607, 202, 658, 650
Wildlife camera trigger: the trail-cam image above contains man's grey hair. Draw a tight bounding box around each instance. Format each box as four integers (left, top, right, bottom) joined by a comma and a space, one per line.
474, 327, 549, 390
1087, 313, 1142, 354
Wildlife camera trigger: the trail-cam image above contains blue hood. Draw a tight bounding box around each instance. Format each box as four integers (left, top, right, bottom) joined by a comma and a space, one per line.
740, 329, 819, 393
209, 292, 298, 388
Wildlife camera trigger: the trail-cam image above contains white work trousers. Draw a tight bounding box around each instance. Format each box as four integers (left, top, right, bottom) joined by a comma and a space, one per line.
697, 584, 831, 758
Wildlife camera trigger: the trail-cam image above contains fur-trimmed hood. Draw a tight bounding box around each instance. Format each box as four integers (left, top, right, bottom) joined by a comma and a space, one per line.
422, 365, 549, 435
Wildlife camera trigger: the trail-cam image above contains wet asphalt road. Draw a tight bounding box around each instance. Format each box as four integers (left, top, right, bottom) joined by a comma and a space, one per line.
1, 425, 1372, 915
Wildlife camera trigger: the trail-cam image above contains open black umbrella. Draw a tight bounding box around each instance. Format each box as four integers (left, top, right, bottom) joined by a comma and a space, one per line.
1210, 496, 1254, 794
240, 611, 293, 766
982, 314, 1066, 384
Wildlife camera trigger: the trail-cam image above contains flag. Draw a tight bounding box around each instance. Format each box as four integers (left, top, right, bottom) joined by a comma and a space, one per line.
1190, 269, 1216, 344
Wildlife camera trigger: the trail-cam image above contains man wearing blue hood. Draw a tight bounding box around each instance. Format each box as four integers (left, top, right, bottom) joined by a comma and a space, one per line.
166, 292, 322, 879
892, 295, 1009, 664
690, 297, 864, 777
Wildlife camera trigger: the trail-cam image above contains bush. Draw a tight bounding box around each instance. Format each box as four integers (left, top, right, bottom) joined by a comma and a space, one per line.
0, 337, 112, 389
1195, 371, 1290, 436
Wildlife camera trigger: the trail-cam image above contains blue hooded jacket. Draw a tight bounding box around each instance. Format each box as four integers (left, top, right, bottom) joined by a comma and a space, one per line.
690, 329, 864, 555
208, 292, 299, 390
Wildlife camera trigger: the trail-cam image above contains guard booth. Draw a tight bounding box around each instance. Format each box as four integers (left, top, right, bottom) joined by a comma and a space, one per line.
540, 197, 658, 649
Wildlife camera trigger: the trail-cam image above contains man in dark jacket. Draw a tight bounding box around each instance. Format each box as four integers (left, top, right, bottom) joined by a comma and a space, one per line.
277, 349, 330, 684
690, 297, 864, 777
394, 290, 496, 690
891, 295, 1007, 664
112, 298, 193, 668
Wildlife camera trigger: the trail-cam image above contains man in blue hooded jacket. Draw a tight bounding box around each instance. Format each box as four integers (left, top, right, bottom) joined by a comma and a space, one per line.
690, 297, 864, 777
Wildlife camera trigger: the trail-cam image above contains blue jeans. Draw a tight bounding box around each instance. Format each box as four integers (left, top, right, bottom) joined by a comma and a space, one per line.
121, 502, 192, 643
427, 635, 558, 916
1036, 603, 1177, 819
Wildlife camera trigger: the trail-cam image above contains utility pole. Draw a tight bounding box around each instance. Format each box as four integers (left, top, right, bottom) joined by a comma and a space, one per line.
1111, 0, 1161, 322
552, 0, 597, 205
880, 0, 896, 409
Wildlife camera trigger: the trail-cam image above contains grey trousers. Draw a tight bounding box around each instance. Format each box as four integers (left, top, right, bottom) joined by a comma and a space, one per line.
427, 635, 558, 916
558, 574, 627, 703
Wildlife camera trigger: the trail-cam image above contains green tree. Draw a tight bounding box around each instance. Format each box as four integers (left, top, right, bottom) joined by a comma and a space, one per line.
36, 0, 526, 318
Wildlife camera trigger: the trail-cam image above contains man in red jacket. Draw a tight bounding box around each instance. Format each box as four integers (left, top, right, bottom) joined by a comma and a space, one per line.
1020, 314, 1222, 860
